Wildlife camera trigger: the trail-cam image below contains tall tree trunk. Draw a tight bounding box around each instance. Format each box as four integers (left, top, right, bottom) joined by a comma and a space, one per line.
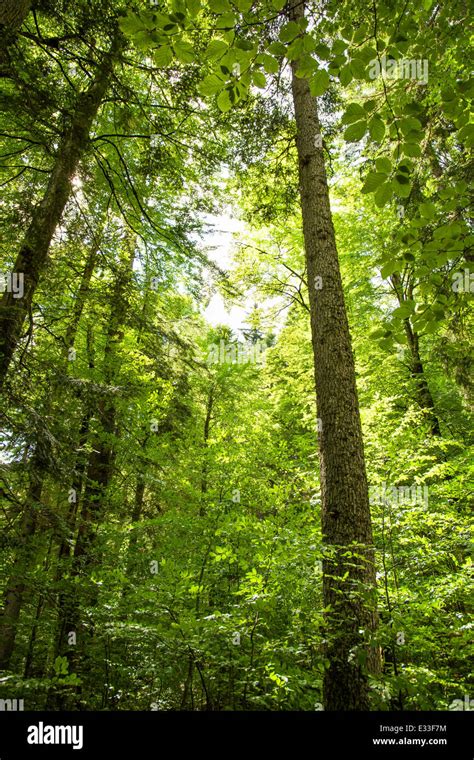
391, 273, 441, 435
0, 0, 31, 34
63, 225, 106, 358
288, 0, 381, 710
0, 0, 31, 75
199, 384, 215, 517
0, 450, 44, 670
23, 534, 54, 678
128, 474, 146, 559
0, 31, 122, 385
0, 226, 106, 674
403, 319, 441, 435
54, 236, 135, 676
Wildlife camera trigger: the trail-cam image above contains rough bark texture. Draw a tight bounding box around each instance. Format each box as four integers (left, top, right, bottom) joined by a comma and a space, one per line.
403, 320, 441, 435
0, 452, 43, 670
0, 0, 31, 32
391, 274, 441, 436
289, 0, 380, 710
0, 32, 122, 385
199, 384, 215, 516
63, 233, 104, 357
53, 238, 134, 696
0, 229, 106, 673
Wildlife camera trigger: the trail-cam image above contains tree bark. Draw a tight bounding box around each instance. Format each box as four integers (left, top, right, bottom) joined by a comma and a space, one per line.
54, 235, 135, 673
391, 273, 441, 436
0, 224, 107, 674
199, 384, 215, 516
63, 227, 106, 358
0, 31, 122, 385
288, 0, 381, 710
0, 0, 31, 33
403, 320, 441, 435
0, 451, 44, 670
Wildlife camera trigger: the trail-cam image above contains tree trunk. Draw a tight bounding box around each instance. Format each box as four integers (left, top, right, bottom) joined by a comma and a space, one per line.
0, 223, 107, 674
390, 273, 441, 436
54, 236, 135, 672
63, 227, 106, 358
0, 31, 122, 385
403, 319, 441, 435
199, 385, 215, 516
23, 534, 54, 678
288, 0, 381, 710
0, 0, 31, 33
0, 453, 44, 670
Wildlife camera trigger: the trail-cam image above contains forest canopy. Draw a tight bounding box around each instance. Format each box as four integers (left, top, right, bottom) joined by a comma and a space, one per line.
0, 0, 472, 714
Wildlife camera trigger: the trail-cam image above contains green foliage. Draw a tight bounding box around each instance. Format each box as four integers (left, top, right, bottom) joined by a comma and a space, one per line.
0, 0, 471, 714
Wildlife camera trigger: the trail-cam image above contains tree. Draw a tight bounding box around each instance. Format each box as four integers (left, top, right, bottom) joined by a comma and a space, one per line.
287, 0, 380, 709
0, 26, 123, 384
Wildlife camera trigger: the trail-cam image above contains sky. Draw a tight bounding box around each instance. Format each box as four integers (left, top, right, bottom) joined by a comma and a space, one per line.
200, 212, 249, 335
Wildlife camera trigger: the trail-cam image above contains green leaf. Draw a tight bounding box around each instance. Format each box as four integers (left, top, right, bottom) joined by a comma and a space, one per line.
186, 0, 201, 17
403, 130, 424, 147
119, 12, 146, 36
332, 39, 347, 55
381, 259, 400, 278
375, 157, 391, 174
402, 142, 422, 157
235, 38, 254, 51
217, 89, 232, 112
339, 65, 353, 86
217, 13, 237, 29
458, 123, 474, 147
349, 58, 367, 79
209, 0, 232, 11
392, 176, 412, 198
252, 70, 266, 88
343, 120, 367, 142
199, 74, 225, 96
267, 41, 286, 56
279, 21, 300, 43
393, 300, 415, 319
259, 53, 279, 74
173, 39, 195, 63
154, 45, 173, 67
309, 68, 330, 96
361, 171, 387, 193
374, 182, 393, 207
236, 0, 253, 10
205, 39, 228, 60
302, 33, 317, 53
295, 54, 318, 78
54, 656, 69, 676
314, 42, 331, 60
341, 102, 366, 124
370, 328, 387, 339
398, 116, 423, 136
419, 202, 436, 219
133, 30, 154, 51
368, 115, 385, 142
